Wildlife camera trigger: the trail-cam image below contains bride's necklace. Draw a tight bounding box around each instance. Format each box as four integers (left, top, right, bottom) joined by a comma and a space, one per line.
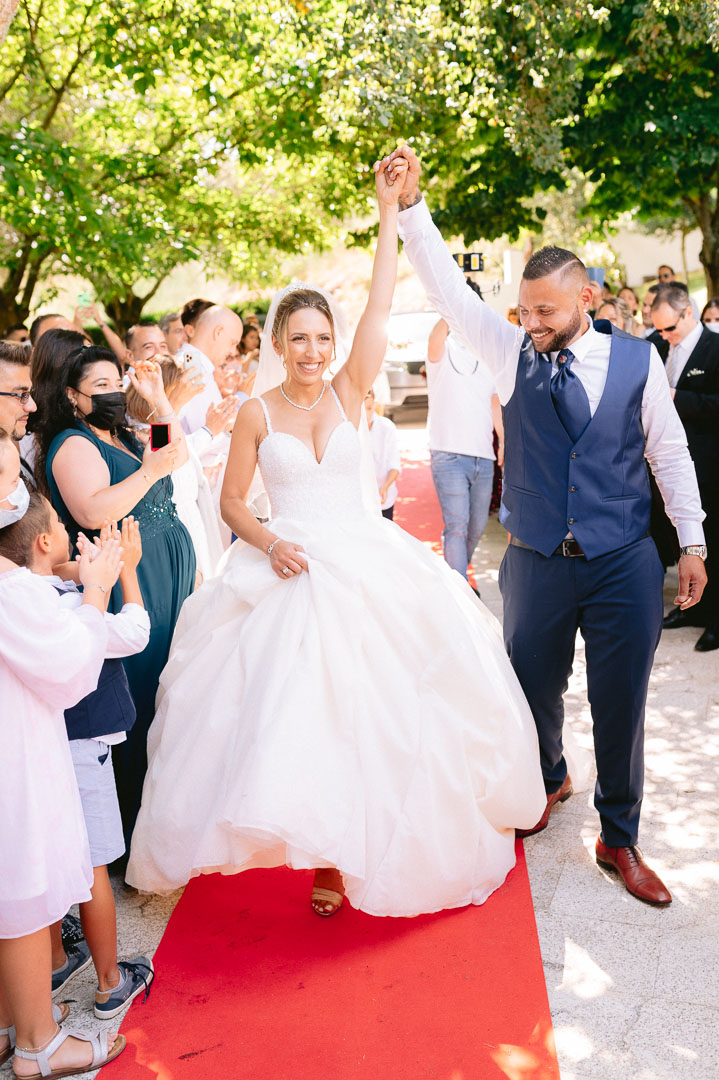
280, 379, 327, 411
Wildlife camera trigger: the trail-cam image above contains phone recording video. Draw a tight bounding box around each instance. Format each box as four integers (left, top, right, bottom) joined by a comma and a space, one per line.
150, 423, 171, 451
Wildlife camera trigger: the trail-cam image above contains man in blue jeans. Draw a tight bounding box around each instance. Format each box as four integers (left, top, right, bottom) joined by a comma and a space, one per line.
426, 316, 501, 591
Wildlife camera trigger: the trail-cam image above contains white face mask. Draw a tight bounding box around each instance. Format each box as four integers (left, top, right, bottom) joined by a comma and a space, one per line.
703, 321, 719, 334
0, 477, 30, 528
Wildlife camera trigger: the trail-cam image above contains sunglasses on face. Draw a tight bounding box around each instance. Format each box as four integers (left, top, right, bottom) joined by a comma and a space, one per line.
655, 310, 689, 335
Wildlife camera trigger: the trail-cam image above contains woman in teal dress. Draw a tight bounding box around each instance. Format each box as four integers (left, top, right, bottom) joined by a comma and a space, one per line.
35, 345, 196, 842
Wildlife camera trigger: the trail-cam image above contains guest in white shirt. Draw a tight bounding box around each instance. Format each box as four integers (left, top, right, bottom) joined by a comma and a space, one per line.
426, 316, 500, 585
175, 305, 242, 503
364, 388, 400, 519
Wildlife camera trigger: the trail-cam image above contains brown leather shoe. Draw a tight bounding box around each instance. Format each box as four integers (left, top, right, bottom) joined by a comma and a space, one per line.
516, 774, 573, 838
595, 838, 672, 906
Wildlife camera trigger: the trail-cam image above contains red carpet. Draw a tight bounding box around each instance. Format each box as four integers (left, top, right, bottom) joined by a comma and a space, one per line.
111, 445, 558, 1080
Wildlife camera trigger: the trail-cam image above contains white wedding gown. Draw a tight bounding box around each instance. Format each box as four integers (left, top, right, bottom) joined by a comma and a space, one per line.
127, 385, 546, 916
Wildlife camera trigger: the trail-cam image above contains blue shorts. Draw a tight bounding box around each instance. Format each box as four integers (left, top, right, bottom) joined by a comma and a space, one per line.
69, 739, 125, 867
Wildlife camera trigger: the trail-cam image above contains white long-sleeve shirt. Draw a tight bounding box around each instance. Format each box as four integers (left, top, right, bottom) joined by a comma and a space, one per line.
398, 198, 705, 547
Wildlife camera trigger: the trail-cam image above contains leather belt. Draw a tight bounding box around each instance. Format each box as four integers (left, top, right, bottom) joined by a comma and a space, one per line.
510, 536, 586, 558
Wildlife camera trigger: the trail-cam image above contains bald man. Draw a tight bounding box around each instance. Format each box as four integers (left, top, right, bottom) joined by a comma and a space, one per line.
387, 145, 707, 907
176, 305, 243, 436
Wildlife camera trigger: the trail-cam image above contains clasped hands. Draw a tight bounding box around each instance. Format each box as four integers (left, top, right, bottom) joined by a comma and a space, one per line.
374, 144, 422, 209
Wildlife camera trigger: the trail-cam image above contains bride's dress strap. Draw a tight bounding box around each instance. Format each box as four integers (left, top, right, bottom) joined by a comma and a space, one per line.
329, 382, 348, 422
258, 395, 273, 435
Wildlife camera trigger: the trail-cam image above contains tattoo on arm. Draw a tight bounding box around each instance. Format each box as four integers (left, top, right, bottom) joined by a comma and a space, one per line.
398, 188, 423, 211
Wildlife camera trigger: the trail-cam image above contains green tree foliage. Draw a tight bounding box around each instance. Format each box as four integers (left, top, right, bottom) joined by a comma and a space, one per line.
562, 1, 719, 292
1, 0, 718, 329
0, 0, 399, 328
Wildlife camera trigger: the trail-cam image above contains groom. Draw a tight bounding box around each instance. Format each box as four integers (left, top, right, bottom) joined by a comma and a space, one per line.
384, 146, 707, 907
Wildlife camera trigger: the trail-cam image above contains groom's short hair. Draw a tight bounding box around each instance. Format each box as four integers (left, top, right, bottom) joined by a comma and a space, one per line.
523, 246, 587, 284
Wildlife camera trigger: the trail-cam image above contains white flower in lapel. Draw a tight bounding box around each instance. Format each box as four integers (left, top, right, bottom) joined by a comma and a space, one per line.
686, 368, 705, 377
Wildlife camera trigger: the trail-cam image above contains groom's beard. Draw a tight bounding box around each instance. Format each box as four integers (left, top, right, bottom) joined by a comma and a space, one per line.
545, 309, 584, 354
528, 308, 584, 355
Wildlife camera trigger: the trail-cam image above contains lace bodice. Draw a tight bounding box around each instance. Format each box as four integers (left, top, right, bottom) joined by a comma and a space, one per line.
257, 386, 365, 521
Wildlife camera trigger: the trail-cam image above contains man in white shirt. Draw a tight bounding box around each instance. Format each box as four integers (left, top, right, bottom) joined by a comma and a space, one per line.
426, 315, 499, 590
176, 306, 243, 438
383, 144, 706, 907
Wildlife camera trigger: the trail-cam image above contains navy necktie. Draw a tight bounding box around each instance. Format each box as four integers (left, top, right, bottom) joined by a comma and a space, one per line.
550, 348, 591, 442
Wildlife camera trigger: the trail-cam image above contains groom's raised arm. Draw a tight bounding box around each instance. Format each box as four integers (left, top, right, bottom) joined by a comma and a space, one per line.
398, 197, 521, 406
380, 145, 522, 405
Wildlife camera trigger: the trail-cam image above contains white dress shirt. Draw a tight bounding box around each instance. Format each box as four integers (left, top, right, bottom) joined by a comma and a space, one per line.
46, 579, 150, 744
427, 335, 496, 459
399, 198, 705, 546
368, 414, 401, 510
665, 321, 703, 388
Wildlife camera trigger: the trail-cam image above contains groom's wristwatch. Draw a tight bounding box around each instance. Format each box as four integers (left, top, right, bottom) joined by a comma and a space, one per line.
680, 545, 707, 560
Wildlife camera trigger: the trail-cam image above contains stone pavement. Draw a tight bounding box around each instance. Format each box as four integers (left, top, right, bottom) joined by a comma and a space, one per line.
473, 514, 719, 1080
5, 424, 716, 1080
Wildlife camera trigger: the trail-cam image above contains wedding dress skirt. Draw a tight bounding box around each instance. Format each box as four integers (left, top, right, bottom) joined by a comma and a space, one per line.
127, 392, 546, 916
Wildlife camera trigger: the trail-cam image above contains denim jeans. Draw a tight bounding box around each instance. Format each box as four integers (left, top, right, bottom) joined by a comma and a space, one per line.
430, 451, 495, 579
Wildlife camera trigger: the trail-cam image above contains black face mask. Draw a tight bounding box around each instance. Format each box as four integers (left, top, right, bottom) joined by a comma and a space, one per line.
81, 391, 127, 430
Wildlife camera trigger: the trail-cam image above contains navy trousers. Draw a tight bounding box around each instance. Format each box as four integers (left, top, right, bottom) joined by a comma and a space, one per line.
499, 536, 664, 847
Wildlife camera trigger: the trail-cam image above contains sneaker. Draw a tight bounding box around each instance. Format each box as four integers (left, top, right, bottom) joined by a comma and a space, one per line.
94, 956, 155, 1020
51, 939, 92, 996
61, 913, 84, 950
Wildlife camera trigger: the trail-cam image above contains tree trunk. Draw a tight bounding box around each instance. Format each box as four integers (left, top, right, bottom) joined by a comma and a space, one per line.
0, 290, 28, 332
102, 277, 166, 335
699, 227, 719, 298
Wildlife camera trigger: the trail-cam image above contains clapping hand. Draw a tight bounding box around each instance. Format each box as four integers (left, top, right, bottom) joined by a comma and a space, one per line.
119, 516, 142, 572
204, 396, 240, 436
128, 359, 165, 405
169, 367, 206, 412
78, 536, 123, 598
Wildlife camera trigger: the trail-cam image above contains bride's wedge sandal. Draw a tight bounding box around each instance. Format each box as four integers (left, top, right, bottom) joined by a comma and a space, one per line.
311, 886, 345, 918
0, 1004, 69, 1067
13, 1026, 125, 1079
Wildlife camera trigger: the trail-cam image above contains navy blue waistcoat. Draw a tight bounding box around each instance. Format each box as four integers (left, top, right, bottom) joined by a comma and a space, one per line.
63, 657, 136, 741
51, 587, 137, 740
500, 324, 652, 560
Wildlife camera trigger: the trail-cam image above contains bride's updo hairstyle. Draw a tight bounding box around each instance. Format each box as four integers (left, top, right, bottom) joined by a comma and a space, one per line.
272, 289, 335, 358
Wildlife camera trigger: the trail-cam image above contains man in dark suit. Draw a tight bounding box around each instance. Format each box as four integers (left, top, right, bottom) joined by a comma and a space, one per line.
653, 285, 719, 650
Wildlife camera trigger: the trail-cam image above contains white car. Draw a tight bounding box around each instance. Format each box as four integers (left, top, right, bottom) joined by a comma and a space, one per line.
382, 310, 440, 417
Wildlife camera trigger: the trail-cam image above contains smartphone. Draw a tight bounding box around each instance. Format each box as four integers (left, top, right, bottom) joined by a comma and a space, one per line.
77, 290, 94, 306
150, 423, 171, 451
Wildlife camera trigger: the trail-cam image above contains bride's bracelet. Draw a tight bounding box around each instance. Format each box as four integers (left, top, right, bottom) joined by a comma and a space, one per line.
266, 539, 280, 558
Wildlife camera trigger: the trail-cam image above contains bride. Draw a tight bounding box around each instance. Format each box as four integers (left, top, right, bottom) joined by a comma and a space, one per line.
127, 158, 546, 917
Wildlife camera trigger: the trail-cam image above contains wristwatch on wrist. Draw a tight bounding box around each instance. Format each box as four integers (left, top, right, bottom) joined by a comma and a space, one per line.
680, 545, 707, 560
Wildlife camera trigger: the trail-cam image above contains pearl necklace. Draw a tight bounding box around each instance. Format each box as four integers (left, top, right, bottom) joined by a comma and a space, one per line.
280, 380, 327, 411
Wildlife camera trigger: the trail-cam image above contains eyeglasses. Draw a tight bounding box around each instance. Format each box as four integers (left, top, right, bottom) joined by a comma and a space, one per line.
0, 389, 34, 405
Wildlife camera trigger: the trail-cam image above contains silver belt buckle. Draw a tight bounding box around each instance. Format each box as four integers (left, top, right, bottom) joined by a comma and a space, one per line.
561, 539, 581, 557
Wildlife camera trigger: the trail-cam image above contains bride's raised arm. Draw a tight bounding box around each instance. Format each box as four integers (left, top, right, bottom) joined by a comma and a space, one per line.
334, 156, 409, 409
